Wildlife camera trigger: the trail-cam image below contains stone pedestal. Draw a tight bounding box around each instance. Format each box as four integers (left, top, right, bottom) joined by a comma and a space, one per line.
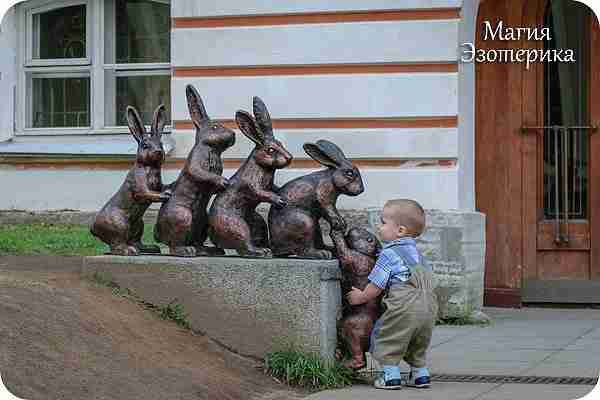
82, 255, 341, 360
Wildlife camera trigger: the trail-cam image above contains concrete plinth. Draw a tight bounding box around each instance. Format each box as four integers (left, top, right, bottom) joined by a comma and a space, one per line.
82, 255, 342, 360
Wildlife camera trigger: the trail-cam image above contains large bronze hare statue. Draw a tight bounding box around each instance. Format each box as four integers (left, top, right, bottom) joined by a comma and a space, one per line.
91, 105, 171, 255
154, 85, 235, 256
268, 140, 364, 259
330, 227, 382, 370
208, 97, 292, 257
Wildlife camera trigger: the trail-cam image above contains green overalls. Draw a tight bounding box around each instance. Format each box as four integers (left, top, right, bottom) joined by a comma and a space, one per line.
370, 246, 438, 367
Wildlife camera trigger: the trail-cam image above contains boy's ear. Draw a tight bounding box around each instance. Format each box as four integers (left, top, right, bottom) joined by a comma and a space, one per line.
397, 225, 409, 238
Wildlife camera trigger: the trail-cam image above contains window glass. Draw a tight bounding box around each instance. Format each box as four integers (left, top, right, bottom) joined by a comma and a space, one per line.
32, 76, 90, 127
542, 0, 590, 220
33, 5, 86, 59
115, 0, 170, 63
104, 71, 171, 126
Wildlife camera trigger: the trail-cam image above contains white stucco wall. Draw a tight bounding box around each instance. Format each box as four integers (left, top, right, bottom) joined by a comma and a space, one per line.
0, 6, 16, 143
457, 0, 479, 210
0, 166, 458, 211
0, 0, 473, 212
170, 0, 463, 211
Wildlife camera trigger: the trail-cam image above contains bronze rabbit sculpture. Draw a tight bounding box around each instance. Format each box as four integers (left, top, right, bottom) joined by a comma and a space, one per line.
330, 227, 382, 370
91, 104, 171, 255
268, 140, 364, 259
154, 84, 235, 256
208, 97, 293, 257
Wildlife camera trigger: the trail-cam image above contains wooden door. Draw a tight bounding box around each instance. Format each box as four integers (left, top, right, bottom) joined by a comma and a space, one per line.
521, 0, 600, 303
477, 0, 600, 306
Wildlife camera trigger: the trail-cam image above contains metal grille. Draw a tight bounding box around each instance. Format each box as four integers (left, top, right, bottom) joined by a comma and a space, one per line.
542, 0, 590, 220
358, 371, 597, 386
431, 374, 598, 385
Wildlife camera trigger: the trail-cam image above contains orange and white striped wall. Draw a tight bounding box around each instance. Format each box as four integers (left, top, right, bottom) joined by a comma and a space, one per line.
0, 0, 481, 211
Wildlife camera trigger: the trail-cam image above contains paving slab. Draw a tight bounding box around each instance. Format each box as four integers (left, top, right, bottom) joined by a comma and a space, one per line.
304, 383, 498, 400
475, 384, 596, 400
309, 308, 600, 400
524, 362, 600, 378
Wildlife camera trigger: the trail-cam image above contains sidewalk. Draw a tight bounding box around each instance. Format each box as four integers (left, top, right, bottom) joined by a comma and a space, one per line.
306, 307, 600, 400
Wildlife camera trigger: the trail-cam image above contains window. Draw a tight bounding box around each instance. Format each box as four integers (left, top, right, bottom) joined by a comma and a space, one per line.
17, 0, 171, 135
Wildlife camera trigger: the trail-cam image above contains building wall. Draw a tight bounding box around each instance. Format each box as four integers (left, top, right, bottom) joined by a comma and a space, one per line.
0, 0, 479, 212
0, 7, 16, 143
170, 0, 463, 211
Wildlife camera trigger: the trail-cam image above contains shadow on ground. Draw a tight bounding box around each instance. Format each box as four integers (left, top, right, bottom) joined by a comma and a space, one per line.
0, 256, 302, 400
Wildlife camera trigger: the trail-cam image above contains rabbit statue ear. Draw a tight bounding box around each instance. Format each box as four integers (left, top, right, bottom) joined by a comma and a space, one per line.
151, 104, 166, 137
236, 110, 265, 146
126, 106, 146, 144
315, 140, 350, 166
186, 84, 209, 129
303, 143, 340, 168
252, 96, 273, 138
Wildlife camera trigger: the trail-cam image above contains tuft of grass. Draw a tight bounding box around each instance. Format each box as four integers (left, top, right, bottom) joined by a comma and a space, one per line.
264, 344, 356, 391
157, 299, 191, 329
91, 271, 119, 288
0, 223, 157, 256
90, 272, 192, 329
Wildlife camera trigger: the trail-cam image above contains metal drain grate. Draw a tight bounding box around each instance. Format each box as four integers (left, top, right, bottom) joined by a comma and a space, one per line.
357, 370, 597, 386
431, 374, 598, 385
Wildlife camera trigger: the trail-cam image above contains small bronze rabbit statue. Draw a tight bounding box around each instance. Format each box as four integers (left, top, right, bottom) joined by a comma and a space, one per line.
154, 85, 235, 256
268, 140, 364, 259
330, 227, 383, 370
208, 97, 293, 258
91, 104, 171, 255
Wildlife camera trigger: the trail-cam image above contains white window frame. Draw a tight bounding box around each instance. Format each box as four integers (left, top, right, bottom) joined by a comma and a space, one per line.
25, 0, 92, 67
15, 0, 171, 137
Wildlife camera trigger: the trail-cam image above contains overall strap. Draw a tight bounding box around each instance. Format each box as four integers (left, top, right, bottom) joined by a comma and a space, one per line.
387, 244, 432, 273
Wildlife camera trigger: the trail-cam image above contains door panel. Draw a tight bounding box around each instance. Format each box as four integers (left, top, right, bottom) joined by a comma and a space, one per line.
477, 0, 600, 305
522, 0, 599, 301
537, 221, 589, 250
536, 251, 590, 279
591, 9, 600, 280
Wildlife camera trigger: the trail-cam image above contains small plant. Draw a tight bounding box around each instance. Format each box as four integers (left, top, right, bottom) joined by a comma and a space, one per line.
91, 271, 119, 289
158, 299, 191, 329
89, 273, 191, 329
264, 344, 356, 391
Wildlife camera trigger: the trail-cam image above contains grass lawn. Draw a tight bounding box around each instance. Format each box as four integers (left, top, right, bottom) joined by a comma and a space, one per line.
0, 223, 157, 256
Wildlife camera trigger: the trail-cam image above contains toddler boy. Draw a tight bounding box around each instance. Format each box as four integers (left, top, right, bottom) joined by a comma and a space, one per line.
347, 199, 437, 390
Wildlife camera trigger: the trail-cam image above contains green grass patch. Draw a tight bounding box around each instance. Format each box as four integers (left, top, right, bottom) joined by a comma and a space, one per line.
0, 223, 157, 256
158, 300, 191, 329
265, 344, 356, 391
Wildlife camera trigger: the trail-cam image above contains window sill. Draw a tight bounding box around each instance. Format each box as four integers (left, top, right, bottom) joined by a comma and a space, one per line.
0, 134, 175, 160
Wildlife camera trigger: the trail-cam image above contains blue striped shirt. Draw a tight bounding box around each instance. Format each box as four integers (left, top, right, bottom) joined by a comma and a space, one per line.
368, 237, 420, 290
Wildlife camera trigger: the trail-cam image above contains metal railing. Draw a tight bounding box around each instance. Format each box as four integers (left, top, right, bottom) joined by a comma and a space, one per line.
521, 124, 597, 244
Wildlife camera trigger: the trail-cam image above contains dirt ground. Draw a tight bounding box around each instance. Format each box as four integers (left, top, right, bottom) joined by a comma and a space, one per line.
0, 256, 303, 400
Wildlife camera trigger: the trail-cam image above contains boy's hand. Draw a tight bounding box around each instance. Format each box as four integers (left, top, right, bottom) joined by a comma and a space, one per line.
346, 287, 365, 305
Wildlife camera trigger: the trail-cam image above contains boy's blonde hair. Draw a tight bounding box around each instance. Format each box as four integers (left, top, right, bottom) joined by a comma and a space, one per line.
384, 199, 426, 237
